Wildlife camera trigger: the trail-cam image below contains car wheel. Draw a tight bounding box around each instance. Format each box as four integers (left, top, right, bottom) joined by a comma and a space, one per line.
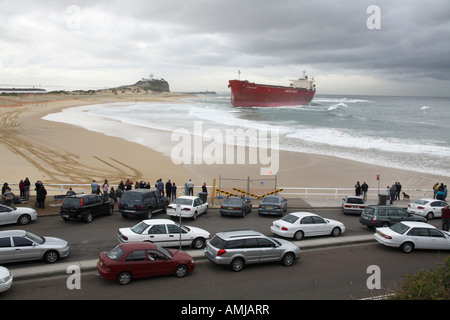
146, 209, 153, 219
400, 242, 414, 253
85, 212, 93, 223
117, 271, 132, 285
43, 250, 59, 263
106, 206, 113, 216
331, 227, 341, 237
241, 210, 246, 218
174, 265, 188, 278
230, 258, 245, 272
193, 211, 197, 220
281, 252, 295, 266
426, 212, 434, 220
17, 214, 31, 225
162, 204, 168, 214
293, 230, 304, 240
381, 221, 390, 228
192, 237, 206, 249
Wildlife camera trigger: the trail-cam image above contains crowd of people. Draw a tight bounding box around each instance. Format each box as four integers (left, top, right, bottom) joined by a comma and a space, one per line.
433, 183, 448, 201
88, 178, 207, 204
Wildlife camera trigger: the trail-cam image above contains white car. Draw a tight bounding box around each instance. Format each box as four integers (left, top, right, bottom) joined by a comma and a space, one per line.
117, 219, 211, 249
0, 266, 12, 293
166, 196, 208, 220
374, 221, 450, 253
0, 204, 37, 225
270, 212, 346, 240
407, 199, 447, 220
342, 196, 366, 215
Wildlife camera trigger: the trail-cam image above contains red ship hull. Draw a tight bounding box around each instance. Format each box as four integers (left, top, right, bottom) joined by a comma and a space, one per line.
228, 80, 315, 107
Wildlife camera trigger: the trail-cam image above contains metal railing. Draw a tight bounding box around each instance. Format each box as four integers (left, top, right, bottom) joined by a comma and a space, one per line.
3, 183, 433, 200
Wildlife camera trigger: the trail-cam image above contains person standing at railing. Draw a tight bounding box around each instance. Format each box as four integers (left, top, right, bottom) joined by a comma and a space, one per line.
361, 182, 368, 200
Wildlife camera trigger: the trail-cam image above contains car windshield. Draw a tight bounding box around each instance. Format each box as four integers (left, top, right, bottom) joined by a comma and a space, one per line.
155, 244, 173, 258
25, 232, 45, 245
131, 221, 150, 234
106, 245, 126, 260
389, 223, 410, 235
173, 198, 194, 206
281, 214, 299, 224
262, 197, 279, 203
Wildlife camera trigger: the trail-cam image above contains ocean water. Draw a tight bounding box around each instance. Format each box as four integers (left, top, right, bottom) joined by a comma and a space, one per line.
43, 93, 450, 177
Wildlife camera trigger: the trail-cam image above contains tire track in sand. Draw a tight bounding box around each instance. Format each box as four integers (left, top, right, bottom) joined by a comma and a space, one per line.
0, 106, 143, 184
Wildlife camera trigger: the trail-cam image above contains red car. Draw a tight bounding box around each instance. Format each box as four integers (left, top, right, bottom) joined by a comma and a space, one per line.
97, 242, 195, 285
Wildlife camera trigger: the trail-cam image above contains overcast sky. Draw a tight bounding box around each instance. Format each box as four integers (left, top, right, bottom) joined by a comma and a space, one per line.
1, 0, 449, 96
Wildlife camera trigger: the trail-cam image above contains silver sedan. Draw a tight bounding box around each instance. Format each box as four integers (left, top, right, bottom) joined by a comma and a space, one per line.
0, 230, 70, 264
0, 204, 37, 226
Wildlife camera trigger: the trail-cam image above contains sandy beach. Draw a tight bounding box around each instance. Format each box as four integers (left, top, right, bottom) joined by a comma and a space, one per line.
1, 91, 448, 199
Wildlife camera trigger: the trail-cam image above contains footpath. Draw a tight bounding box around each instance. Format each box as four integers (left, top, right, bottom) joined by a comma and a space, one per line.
9, 197, 411, 280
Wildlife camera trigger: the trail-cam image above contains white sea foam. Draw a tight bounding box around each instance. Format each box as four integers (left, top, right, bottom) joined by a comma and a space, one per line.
41, 94, 450, 177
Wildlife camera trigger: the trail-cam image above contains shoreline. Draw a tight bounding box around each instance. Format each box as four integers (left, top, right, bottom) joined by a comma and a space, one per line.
0, 92, 448, 199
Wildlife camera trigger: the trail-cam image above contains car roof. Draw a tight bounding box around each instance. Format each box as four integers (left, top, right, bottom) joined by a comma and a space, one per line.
119, 242, 159, 251
141, 218, 177, 225
400, 221, 437, 229
288, 212, 318, 218
215, 229, 264, 240
127, 189, 157, 193
345, 195, 363, 199
0, 230, 26, 237
177, 196, 197, 199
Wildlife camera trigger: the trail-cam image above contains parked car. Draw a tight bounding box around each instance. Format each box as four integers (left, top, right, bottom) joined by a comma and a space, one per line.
117, 219, 211, 249
270, 212, 345, 240
60, 194, 114, 223
342, 196, 366, 215
97, 242, 195, 285
374, 221, 450, 253
0, 230, 70, 264
220, 196, 252, 217
0, 204, 37, 226
166, 196, 208, 220
359, 205, 427, 228
0, 266, 12, 293
119, 189, 169, 219
258, 195, 287, 216
204, 229, 300, 272
407, 199, 447, 220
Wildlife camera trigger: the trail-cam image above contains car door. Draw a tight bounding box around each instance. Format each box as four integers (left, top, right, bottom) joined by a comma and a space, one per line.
241, 238, 261, 264
124, 249, 149, 279
299, 216, 316, 237
0, 205, 15, 225
430, 201, 446, 218
146, 249, 172, 276
147, 224, 170, 246
257, 238, 279, 262
406, 228, 431, 249
311, 216, 331, 236
12, 236, 42, 262
387, 208, 402, 224
0, 237, 15, 263
428, 229, 450, 250
166, 224, 191, 247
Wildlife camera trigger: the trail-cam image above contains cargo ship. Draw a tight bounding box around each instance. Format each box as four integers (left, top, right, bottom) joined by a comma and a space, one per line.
228, 72, 315, 107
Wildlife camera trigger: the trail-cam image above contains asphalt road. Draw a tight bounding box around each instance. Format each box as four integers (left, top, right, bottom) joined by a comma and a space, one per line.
4, 243, 447, 301
0, 207, 447, 304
